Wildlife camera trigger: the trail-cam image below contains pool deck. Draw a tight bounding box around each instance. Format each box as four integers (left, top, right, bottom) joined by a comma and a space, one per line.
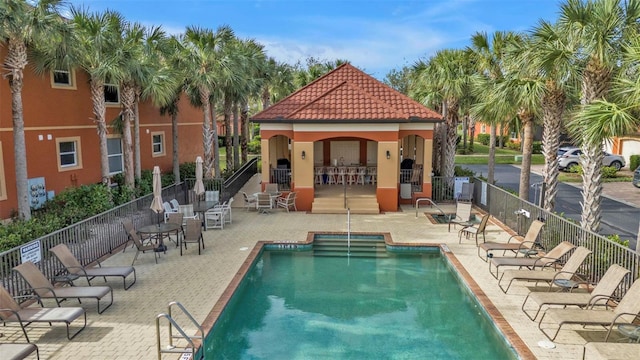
0, 174, 619, 359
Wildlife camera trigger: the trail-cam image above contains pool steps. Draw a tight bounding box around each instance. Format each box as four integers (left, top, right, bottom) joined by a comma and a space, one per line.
313, 236, 387, 258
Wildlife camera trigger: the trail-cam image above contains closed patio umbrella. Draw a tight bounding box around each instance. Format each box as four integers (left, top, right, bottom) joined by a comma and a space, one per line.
193, 156, 205, 200
150, 166, 163, 223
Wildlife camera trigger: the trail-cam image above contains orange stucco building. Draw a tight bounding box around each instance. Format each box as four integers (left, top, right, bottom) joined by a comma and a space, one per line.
251, 64, 443, 212
0, 47, 204, 219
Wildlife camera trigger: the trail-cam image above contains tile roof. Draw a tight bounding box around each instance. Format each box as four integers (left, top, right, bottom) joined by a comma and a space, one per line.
251, 63, 442, 123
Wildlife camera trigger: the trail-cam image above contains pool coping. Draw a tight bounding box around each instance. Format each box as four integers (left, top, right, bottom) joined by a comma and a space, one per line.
198, 234, 536, 360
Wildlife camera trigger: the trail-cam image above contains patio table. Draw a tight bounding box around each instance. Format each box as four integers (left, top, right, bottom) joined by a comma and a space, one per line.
137, 223, 181, 250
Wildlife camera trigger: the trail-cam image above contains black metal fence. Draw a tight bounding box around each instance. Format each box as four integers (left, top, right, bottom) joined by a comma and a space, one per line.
0, 183, 184, 299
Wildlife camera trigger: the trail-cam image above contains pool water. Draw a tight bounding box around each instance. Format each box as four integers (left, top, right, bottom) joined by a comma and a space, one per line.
203, 251, 517, 359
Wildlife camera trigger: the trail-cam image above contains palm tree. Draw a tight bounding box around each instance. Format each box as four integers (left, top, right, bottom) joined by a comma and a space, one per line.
557, 0, 640, 233
0, 0, 67, 220
467, 31, 513, 185
181, 25, 234, 179
115, 23, 177, 187
413, 49, 473, 179
67, 8, 126, 185
519, 21, 575, 211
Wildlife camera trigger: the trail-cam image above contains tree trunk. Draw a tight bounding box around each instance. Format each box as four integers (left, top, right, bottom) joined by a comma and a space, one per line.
518, 112, 534, 201
488, 124, 496, 185
241, 100, 249, 162
212, 101, 221, 178
498, 123, 504, 148
224, 95, 233, 171
171, 98, 180, 184
6, 39, 31, 220
261, 87, 270, 110
469, 116, 476, 151
200, 87, 214, 179
90, 79, 110, 185
134, 89, 141, 180
462, 114, 468, 152
541, 87, 565, 212
232, 101, 240, 169
580, 142, 604, 233
120, 84, 136, 188
443, 99, 459, 179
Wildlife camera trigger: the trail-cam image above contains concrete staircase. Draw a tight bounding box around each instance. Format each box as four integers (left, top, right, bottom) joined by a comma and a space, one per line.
311, 195, 379, 214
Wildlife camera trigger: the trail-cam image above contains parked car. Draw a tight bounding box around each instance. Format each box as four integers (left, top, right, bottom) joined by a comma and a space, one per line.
557, 147, 626, 171
633, 167, 640, 188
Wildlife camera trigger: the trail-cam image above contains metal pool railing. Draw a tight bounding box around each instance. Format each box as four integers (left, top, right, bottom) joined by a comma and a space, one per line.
0, 183, 185, 299
462, 178, 640, 293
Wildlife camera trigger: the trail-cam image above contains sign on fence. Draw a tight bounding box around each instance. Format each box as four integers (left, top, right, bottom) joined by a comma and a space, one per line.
20, 240, 41, 264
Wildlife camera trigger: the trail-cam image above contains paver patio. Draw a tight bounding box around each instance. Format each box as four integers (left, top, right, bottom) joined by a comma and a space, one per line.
0, 175, 620, 359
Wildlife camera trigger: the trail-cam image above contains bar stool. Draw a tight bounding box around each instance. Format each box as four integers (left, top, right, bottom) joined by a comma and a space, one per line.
326, 167, 337, 185
315, 167, 324, 185
368, 167, 377, 185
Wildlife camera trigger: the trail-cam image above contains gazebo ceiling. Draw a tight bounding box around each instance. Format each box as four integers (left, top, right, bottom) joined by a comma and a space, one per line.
251, 63, 443, 124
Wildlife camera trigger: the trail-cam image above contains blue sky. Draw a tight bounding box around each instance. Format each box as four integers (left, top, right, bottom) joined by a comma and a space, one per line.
67, 0, 561, 79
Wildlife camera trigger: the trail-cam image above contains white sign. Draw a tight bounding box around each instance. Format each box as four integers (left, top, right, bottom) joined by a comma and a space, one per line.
454, 177, 470, 198
20, 240, 41, 264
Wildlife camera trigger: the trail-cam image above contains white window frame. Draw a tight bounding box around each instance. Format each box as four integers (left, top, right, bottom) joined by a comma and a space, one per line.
107, 137, 124, 175
56, 137, 83, 171
50, 68, 76, 89
151, 131, 166, 157
0, 141, 7, 200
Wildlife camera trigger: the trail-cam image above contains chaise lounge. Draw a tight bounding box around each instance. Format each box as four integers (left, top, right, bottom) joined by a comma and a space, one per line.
0, 284, 86, 342
488, 241, 575, 279
50, 243, 136, 290
522, 264, 630, 321
539, 278, 640, 341
478, 220, 545, 261
13, 262, 113, 314
498, 246, 592, 293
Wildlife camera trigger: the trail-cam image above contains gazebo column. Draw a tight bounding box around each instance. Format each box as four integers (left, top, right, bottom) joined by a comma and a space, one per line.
292, 141, 314, 211
377, 141, 399, 211
260, 137, 270, 188
419, 138, 433, 197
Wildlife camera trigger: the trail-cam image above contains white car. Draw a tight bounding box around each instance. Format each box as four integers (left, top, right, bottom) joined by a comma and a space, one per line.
557, 147, 626, 171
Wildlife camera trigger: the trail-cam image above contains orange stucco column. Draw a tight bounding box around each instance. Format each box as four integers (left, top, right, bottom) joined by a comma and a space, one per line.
293, 141, 314, 211
422, 138, 433, 196
376, 141, 399, 211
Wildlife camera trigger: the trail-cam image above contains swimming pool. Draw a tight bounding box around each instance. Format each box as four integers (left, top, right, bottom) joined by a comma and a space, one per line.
200, 245, 518, 359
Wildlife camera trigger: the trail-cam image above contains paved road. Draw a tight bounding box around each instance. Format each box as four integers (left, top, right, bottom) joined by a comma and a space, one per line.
463, 164, 640, 249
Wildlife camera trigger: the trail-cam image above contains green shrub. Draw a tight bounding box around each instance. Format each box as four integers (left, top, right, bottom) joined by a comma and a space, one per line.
567, 165, 617, 178
180, 162, 197, 180
477, 134, 490, 146
454, 166, 475, 177
476, 134, 508, 146
629, 156, 638, 171
532, 141, 542, 154
247, 139, 261, 154
505, 141, 520, 151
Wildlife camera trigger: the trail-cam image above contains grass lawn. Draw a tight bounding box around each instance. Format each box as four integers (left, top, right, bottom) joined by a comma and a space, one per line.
455, 144, 545, 165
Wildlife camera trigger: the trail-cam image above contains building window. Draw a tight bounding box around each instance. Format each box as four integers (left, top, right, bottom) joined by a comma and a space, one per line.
107, 138, 123, 174
56, 137, 83, 171
104, 82, 120, 104
0, 142, 7, 201
481, 124, 486, 133
151, 132, 165, 157
50, 69, 76, 89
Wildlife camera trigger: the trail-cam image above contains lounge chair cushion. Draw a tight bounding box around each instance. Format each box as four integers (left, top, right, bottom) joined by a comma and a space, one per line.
4, 306, 85, 323
584, 342, 640, 360
0, 343, 38, 360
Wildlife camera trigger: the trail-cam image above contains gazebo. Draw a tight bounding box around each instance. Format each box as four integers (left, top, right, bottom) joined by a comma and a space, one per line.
251, 64, 443, 213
